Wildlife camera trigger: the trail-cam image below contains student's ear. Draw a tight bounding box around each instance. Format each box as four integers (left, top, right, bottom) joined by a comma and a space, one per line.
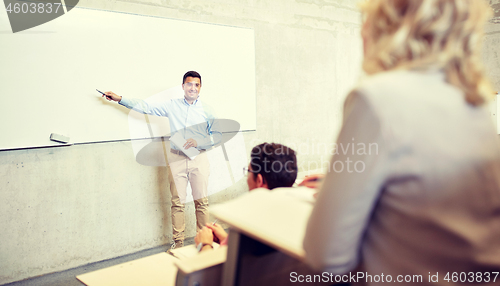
256, 174, 268, 189
255, 174, 264, 187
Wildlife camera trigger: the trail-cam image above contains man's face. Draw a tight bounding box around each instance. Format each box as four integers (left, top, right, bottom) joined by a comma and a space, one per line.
182, 76, 201, 102
246, 163, 258, 191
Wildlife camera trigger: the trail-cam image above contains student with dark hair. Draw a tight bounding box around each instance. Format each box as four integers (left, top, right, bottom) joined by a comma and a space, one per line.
247, 143, 298, 190
195, 142, 298, 252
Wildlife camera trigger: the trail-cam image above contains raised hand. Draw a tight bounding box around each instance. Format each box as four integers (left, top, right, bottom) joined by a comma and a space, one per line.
102, 91, 122, 102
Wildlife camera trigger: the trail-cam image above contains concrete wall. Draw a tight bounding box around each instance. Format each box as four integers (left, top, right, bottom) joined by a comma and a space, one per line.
0, 0, 362, 284
485, 31, 500, 92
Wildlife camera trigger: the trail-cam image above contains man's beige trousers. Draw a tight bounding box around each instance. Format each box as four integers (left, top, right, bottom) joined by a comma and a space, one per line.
167, 150, 210, 242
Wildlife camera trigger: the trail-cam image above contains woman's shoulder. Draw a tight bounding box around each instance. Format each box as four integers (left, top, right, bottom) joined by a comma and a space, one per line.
351, 69, 458, 105
356, 69, 444, 92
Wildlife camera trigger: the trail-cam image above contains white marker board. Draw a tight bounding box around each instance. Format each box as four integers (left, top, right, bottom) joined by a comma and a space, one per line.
0, 7, 256, 150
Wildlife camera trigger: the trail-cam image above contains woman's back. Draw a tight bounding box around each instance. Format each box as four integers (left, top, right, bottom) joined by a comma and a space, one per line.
304, 1, 500, 284
358, 69, 500, 284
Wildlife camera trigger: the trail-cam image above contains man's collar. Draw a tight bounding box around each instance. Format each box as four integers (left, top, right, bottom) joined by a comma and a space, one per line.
183, 97, 199, 106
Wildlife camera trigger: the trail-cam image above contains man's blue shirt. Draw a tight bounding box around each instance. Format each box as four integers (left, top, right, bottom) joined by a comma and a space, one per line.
119, 96, 222, 150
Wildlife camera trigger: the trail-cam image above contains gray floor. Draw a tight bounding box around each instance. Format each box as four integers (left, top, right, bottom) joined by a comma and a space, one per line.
4, 238, 195, 286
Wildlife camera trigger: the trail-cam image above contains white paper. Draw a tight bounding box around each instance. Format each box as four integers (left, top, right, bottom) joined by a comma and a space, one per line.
170, 133, 200, 160
167, 243, 220, 260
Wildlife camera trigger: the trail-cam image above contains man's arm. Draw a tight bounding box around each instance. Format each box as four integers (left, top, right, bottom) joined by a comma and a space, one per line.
103, 91, 170, 117
206, 223, 228, 243
208, 117, 223, 146
103, 91, 122, 102
194, 224, 228, 253
190, 113, 223, 150
195, 227, 215, 252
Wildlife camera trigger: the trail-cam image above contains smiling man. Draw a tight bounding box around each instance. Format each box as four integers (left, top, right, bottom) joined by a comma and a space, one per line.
103, 71, 221, 249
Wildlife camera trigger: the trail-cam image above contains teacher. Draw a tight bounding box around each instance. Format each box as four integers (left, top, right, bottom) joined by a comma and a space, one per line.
103, 71, 221, 250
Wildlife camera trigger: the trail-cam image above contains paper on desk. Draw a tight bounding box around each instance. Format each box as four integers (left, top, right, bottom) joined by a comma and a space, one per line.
170, 132, 200, 160
273, 187, 317, 204
167, 243, 220, 260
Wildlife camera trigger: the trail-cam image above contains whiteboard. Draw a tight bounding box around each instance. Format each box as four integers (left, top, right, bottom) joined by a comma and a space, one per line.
0, 7, 256, 150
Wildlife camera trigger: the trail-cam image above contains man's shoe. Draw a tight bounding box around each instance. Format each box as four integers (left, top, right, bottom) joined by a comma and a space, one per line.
173, 240, 184, 248
167, 240, 184, 255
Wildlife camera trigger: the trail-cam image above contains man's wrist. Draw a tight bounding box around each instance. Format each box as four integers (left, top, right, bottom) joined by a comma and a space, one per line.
202, 243, 214, 250
197, 242, 213, 252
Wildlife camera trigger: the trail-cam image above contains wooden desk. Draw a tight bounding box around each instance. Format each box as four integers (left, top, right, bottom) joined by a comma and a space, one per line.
211, 188, 325, 286
76, 253, 178, 286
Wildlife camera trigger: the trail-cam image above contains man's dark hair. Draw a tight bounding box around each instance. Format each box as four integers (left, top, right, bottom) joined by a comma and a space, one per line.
183, 71, 202, 85
250, 143, 298, 190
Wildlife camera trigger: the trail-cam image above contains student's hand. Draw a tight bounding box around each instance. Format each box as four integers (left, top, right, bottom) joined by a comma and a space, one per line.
195, 227, 214, 246
103, 91, 122, 102
298, 174, 324, 189
184, 138, 198, 149
206, 223, 228, 243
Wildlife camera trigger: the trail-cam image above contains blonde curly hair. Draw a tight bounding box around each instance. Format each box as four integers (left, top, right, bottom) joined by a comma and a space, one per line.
360, 0, 494, 105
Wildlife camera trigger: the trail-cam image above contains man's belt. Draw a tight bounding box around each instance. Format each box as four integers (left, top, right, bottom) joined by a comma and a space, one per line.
170, 148, 205, 156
